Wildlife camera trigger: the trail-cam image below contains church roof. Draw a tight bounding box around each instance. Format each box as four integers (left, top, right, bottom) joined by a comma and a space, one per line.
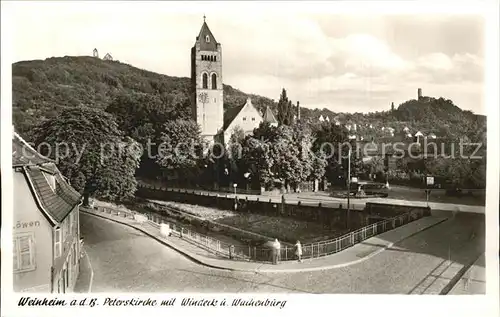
263, 106, 278, 124
196, 21, 219, 51
223, 103, 246, 131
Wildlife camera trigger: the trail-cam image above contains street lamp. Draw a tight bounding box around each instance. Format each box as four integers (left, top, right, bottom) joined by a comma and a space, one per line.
233, 183, 238, 210
347, 147, 351, 229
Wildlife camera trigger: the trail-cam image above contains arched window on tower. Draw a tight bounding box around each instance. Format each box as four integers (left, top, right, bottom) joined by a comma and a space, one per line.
211, 73, 217, 89
202, 73, 208, 89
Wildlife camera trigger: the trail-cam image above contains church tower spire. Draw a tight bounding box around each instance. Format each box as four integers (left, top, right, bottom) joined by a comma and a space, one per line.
190, 17, 224, 141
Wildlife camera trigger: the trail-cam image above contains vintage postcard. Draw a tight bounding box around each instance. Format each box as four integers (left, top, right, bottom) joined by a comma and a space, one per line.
1, 1, 499, 317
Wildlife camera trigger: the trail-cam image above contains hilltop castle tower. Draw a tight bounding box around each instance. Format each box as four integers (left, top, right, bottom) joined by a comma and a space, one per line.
190, 16, 224, 140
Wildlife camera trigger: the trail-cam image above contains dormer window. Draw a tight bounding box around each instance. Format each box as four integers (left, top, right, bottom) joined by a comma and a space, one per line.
205, 35, 210, 43
43, 171, 56, 192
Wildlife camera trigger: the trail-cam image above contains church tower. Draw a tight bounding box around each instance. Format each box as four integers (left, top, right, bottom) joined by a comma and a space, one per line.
191, 16, 224, 140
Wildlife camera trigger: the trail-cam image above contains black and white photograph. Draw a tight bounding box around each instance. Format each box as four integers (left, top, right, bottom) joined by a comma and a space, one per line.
1, 1, 499, 316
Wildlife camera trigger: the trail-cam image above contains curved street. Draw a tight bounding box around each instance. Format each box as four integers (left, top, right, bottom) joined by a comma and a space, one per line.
79, 212, 484, 294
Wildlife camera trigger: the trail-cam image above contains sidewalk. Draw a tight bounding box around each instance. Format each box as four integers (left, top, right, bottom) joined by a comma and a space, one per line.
448, 253, 486, 295
73, 249, 94, 293
82, 208, 447, 273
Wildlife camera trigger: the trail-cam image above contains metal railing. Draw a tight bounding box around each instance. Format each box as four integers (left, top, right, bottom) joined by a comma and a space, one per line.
92, 205, 428, 263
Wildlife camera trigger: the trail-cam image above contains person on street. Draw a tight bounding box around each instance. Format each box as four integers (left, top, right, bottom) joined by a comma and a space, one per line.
295, 240, 302, 262
273, 238, 281, 265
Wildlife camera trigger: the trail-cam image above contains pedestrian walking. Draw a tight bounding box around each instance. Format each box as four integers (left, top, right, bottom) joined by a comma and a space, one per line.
229, 245, 235, 260
295, 240, 302, 262
272, 238, 281, 265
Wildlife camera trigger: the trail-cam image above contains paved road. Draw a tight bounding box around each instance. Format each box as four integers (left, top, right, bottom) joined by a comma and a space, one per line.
80, 212, 484, 294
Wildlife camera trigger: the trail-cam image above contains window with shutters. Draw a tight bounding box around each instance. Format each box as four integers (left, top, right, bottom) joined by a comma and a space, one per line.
55, 228, 62, 258
13, 232, 36, 273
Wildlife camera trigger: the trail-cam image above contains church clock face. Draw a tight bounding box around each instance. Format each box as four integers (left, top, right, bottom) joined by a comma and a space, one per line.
198, 92, 208, 103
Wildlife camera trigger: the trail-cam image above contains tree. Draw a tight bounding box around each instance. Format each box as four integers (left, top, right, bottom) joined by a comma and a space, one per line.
362, 156, 386, 180
106, 92, 191, 179
276, 88, 294, 126
241, 136, 274, 189
31, 107, 141, 205
312, 122, 350, 185
226, 126, 246, 183
156, 119, 206, 185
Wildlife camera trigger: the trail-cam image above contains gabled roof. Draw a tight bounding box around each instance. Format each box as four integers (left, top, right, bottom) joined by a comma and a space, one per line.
25, 167, 81, 224
223, 104, 245, 131
263, 106, 278, 125
12, 132, 55, 166
223, 98, 262, 131
13, 132, 81, 225
196, 21, 219, 51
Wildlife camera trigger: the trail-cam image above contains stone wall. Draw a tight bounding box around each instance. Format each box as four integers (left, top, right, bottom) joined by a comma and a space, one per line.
137, 187, 430, 232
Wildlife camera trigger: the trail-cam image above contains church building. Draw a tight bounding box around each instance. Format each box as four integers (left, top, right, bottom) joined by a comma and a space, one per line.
190, 17, 275, 144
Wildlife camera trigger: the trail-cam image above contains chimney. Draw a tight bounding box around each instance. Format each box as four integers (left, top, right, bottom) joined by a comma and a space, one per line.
296, 101, 300, 121
418, 88, 422, 100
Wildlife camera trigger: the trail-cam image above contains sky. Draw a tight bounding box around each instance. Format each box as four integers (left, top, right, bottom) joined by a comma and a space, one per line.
7, 1, 486, 114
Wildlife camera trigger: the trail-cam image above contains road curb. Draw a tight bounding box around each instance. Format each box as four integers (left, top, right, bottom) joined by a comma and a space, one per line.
82, 210, 449, 273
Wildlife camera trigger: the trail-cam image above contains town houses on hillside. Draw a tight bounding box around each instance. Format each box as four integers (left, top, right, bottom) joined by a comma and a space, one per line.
312, 88, 441, 144
12, 132, 82, 293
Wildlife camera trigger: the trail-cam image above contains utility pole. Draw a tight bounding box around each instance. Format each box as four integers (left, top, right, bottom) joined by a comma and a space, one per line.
347, 147, 351, 229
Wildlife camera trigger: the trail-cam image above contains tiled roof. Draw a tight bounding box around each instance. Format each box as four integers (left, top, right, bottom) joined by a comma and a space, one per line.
223, 103, 245, 131
25, 166, 81, 224
13, 132, 81, 225
12, 132, 54, 166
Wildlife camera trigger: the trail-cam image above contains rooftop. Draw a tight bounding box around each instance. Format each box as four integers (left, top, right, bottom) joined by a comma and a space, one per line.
13, 132, 81, 225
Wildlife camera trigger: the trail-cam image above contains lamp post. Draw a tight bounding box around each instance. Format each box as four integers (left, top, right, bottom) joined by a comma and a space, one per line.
347, 147, 351, 229
233, 183, 238, 210
244, 172, 251, 190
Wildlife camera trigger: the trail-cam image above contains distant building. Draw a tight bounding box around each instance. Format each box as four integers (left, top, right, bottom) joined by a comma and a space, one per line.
414, 131, 424, 143
262, 105, 278, 128
319, 115, 325, 122
222, 98, 264, 144
12, 132, 82, 293
325, 116, 330, 122
92, 48, 99, 58
417, 88, 431, 102
103, 53, 113, 61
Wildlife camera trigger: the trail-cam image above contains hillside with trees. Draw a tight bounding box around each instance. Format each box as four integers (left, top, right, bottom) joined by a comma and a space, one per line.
12, 56, 276, 138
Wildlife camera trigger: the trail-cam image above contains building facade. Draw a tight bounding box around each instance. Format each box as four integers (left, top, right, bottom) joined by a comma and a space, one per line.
190, 18, 278, 145
12, 132, 82, 293
191, 18, 224, 141
222, 98, 265, 143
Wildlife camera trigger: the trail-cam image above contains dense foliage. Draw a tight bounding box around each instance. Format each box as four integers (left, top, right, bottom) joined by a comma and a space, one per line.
12, 56, 276, 138
30, 107, 141, 204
